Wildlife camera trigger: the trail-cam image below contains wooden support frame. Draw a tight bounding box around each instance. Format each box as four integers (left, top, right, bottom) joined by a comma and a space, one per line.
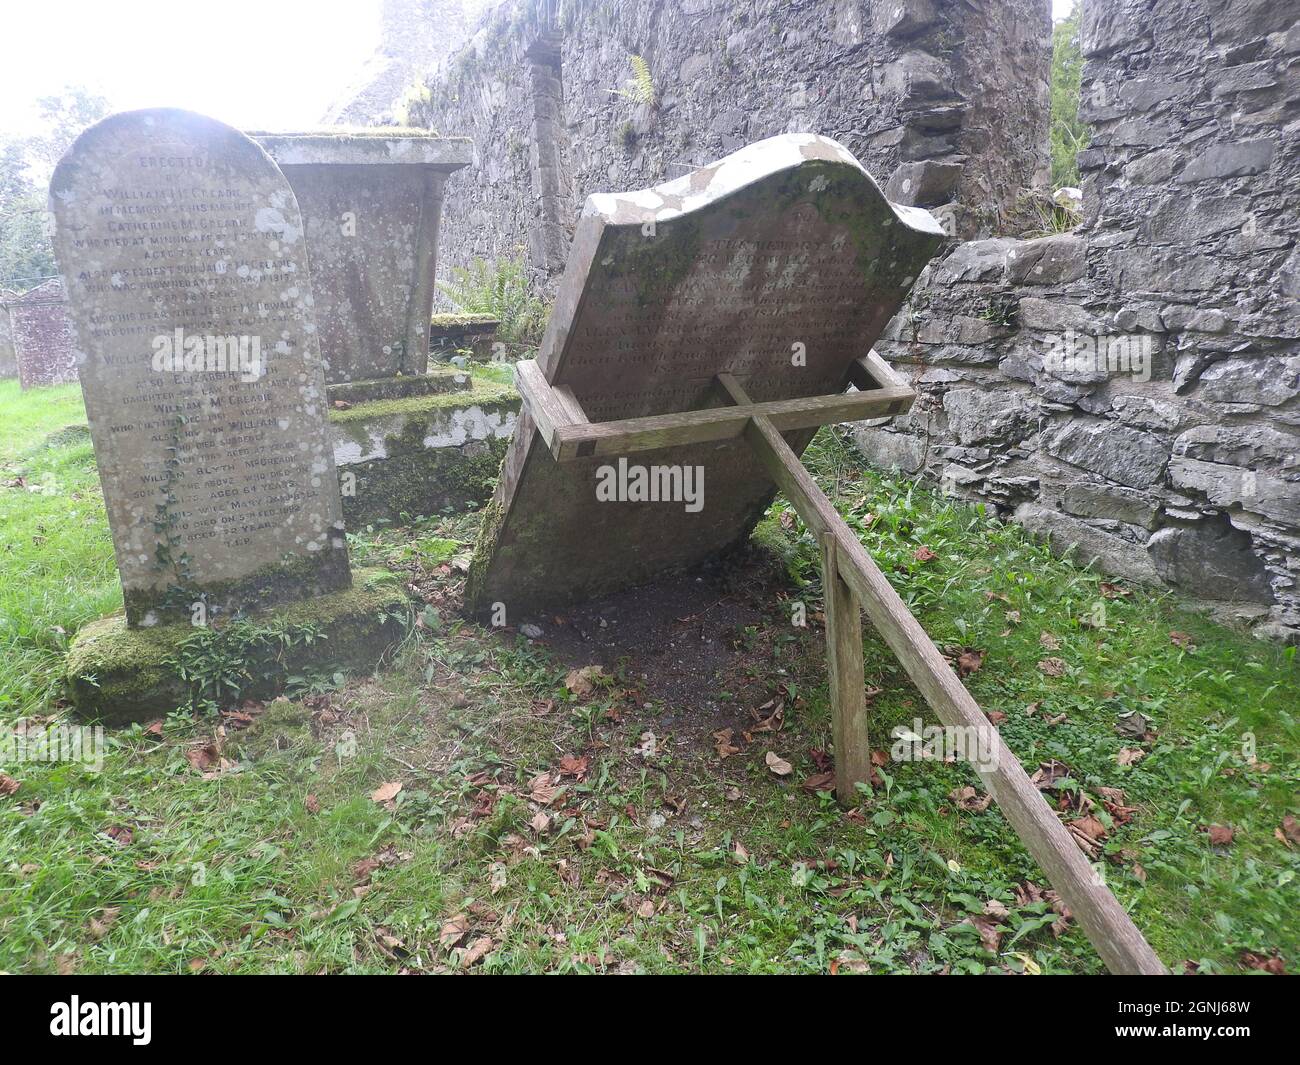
515, 360, 1167, 975
514, 357, 914, 463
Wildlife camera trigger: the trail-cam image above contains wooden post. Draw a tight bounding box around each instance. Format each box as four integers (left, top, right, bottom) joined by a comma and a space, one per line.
715, 372, 1167, 975
821, 534, 871, 804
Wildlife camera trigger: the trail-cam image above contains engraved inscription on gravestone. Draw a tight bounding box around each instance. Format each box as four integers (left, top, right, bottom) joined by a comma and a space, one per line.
50, 109, 350, 626
466, 134, 945, 616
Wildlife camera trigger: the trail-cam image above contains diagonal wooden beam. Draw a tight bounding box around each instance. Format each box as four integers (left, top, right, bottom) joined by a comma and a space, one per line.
716, 372, 1167, 976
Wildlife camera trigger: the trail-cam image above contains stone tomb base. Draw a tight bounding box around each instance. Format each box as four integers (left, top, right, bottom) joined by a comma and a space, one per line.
328, 372, 520, 526
66, 569, 409, 724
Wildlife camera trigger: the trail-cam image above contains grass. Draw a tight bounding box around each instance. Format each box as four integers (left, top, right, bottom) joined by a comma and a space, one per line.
0, 380, 1296, 974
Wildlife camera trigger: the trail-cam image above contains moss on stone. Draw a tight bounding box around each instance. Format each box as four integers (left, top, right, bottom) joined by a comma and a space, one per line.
66, 567, 409, 725
430, 313, 501, 330
123, 545, 351, 627
327, 371, 468, 406
327, 379, 517, 426
341, 436, 511, 526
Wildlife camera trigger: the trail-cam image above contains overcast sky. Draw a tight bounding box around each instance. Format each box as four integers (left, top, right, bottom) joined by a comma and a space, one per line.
1, 0, 1080, 140
0, 0, 382, 137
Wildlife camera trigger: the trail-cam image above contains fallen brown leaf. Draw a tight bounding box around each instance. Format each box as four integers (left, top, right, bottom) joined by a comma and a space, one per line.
564, 665, 608, 698
1206, 824, 1235, 846
765, 751, 793, 777
913, 546, 938, 563
802, 771, 836, 794
370, 781, 403, 804
1037, 657, 1067, 677
439, 914, 470, 951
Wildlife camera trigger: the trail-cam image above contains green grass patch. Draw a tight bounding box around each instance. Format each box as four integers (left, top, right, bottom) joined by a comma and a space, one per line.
0, 384, 1296, 974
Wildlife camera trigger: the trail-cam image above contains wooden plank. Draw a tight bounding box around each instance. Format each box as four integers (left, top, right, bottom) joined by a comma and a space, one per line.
821, 533, 871, 805
848, 351, 911, 393
550, 385, 914, 462
554, 384, 589, 426
717, 372, 1167, 976
514, 358, 578, 458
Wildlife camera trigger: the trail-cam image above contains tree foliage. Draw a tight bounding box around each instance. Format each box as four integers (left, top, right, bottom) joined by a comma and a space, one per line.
1049, 2, 1088, 189
0, 86, 110, 290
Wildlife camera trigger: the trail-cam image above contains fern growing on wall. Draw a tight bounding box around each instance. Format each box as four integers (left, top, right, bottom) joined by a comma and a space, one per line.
609, 54, 655, 107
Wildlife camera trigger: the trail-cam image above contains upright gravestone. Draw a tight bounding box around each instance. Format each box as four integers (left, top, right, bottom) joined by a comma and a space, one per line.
8, 278, 79, 388
250, 130, 472, 388
50, 109, 351, 626
466, 134, 945, 616
0, 291, 17, 380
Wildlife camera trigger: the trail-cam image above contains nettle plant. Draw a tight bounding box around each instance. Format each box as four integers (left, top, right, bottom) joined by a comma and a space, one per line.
169, 617, 328, 712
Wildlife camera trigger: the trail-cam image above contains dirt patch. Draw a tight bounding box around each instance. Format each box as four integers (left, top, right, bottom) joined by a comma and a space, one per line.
515, 542, 807, 732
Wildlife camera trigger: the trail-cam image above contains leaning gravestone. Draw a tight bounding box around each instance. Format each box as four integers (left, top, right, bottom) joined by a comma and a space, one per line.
50, 109, 351, 626
466, 133, 945, 617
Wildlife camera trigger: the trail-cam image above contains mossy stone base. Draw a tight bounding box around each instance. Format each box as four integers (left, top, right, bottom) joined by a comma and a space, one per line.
65, 568, 409, 725
327, 370, 469, 406
329, 380, 519, 526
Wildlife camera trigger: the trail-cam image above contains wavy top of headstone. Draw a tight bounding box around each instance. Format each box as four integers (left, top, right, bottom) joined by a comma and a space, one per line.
534, 132, 946, 423
465, 133, 947, 617
49, 108, 350, 626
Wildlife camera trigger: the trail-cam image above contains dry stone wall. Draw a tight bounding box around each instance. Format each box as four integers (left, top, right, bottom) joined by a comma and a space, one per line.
411, 0, 1050, 290
865, 0, 1300, 638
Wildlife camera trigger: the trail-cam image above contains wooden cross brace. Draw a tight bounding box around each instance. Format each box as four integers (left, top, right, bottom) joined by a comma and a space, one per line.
515, 358, 1167, 975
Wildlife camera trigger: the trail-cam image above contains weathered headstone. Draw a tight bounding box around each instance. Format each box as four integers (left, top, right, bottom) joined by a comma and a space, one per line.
250, 130, 472, 387
0, 291, 17, 380
466, 134, 945, 616
50, 109, 350, 626
8, 278, 79, 388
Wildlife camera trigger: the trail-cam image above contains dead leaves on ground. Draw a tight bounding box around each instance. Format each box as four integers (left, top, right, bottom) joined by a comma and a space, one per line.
370, 780, 403, 806
0, 773, 20, 797
564, 665, 609, 699
764, 751, 793, 777
1037, 657, 1067, 677
948, 785, 992, 813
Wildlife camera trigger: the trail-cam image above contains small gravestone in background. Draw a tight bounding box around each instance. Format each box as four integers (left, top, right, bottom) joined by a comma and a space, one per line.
50, 109, 405, 722
0, 290, 17, 380
7, 278, 79, 388
251, 130, 472, 389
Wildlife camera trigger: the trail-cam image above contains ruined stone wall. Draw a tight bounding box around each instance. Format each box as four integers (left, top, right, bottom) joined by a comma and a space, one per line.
864, 0, 1300, 638
413, 0, 1051, 290
323, 0, 495, 124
